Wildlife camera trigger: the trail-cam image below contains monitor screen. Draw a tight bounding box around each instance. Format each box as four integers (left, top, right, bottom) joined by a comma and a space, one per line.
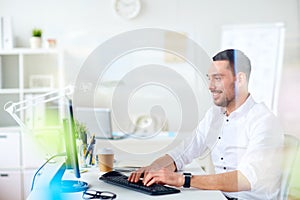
64, 99, 81, 178
50, 99, 88, 193
75, 107, 113, 139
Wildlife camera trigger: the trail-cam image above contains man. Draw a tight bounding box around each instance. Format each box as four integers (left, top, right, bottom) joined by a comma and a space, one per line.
128, 49, 283, 199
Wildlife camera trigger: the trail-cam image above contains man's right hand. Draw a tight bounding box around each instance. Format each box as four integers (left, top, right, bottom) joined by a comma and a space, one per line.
128, 165, 159, 183
128, 154, 177, 184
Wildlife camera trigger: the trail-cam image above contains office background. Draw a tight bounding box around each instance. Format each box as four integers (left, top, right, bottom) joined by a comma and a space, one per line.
0, 0, 300, 199
1, 0, 299, 134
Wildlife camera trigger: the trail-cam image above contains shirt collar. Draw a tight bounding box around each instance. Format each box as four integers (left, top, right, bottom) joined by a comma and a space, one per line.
219, 94, 255, 118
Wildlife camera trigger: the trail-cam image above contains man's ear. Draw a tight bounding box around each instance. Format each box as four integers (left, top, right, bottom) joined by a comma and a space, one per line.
237, 72, 247, 85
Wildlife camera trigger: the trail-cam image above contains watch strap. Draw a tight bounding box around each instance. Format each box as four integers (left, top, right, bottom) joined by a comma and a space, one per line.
183, 172, 192, 188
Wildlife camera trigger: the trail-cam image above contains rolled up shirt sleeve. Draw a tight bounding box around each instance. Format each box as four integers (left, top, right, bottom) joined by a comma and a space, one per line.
236, 105, 283, 193
167, 108, 215, 171
167, 128, 207, 171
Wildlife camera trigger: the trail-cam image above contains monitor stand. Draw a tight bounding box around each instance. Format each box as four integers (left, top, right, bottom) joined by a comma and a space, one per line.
60, 180, 89, 192
50, 162, 88, 192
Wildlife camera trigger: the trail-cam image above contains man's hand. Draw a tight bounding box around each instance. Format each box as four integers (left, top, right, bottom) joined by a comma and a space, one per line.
128, 155, 178, 185
128, 165, 159, 183
142, 168, 184, 187
128, 167, 184, 187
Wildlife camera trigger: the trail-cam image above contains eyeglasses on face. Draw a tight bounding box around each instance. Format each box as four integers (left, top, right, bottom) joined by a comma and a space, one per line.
82, 190, 117, 199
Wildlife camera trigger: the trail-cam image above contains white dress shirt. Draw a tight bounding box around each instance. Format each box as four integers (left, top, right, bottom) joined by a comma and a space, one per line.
168, 95, 283, 200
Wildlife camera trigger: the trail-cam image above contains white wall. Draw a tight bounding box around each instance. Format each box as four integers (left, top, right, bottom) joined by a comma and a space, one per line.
1, 0, 299, 133
1, 0, 298, 65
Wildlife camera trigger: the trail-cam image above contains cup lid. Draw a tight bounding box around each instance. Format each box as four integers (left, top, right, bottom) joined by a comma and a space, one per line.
98, 148, 114, 154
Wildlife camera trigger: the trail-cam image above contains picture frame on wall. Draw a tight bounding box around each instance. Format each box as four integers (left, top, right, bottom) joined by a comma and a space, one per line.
29, 75, 54, 89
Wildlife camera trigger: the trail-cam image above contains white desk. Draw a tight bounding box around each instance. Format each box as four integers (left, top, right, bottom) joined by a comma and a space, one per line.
28, 133, 226, 199
28, 165, 227, 200
82, 167, 227, 200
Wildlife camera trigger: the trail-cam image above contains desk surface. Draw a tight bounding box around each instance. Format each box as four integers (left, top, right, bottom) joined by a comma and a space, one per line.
83, 167, 226, 200
28, 133, 226, 199
28, 166, 227, 200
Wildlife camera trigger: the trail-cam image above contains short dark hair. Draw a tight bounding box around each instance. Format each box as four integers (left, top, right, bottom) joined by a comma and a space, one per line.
212, 49, 251, 81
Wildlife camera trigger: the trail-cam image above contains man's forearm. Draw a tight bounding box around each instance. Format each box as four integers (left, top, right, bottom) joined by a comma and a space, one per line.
150, 154, 177, 172
190, 170, 251, 192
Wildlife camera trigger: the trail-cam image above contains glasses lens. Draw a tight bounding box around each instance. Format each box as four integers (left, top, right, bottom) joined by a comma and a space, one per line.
83, 190, 97, 199
99, 192, 116, 199
83, 190, 116, 199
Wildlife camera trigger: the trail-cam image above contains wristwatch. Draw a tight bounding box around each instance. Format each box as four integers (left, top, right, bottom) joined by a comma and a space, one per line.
183, 173, 192, 188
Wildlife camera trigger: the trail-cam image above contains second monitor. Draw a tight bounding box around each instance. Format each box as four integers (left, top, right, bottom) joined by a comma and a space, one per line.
75, 107, 113, 139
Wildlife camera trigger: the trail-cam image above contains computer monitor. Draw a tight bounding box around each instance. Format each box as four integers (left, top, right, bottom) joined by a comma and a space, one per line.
30, 99, 88, 198
75, 107, 113, 139
63, 99, 81, 177
49, 99, 88, 193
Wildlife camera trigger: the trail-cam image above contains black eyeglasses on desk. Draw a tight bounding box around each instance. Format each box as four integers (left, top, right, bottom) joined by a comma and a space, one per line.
82, 190, 117, 199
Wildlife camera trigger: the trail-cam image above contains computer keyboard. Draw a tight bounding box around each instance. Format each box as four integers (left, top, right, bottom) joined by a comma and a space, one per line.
99, 171, 181, 195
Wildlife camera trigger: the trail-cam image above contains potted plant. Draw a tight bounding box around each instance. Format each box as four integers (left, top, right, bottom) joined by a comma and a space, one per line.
75, 120, 88, 167
30, 28, 42, 48
75, 120, 88, 144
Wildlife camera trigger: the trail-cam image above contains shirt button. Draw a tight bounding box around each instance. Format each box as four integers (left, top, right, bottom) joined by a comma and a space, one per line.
218, 136, 221, 139
223, 167, 226, 170
221, 157, 223, 160
226, 119, 229, 122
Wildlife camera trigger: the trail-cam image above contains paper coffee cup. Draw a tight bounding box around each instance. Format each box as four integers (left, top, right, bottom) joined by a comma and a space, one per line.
98, 148, 114, 172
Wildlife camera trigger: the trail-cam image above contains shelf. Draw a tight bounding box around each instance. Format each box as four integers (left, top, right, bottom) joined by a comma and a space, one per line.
23, 88, 56, 93
0, 48, 61, 55
0, 89, 20, 94
0, 49, 64, 128
0, 88, 60, 94
0, 126, 20, 131
0, 47, 64, 200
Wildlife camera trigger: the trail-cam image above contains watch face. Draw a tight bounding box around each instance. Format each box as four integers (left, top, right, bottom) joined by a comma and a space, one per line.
113, 0, 141, 19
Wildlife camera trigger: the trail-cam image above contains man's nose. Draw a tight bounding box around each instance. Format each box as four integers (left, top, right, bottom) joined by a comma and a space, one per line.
208, 79, 215, 91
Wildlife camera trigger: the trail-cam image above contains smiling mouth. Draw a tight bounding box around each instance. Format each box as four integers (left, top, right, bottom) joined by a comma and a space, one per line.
211, 90, 222, 98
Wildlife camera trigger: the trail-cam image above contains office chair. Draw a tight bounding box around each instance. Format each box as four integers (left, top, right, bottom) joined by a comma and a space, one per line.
132, 115, 168, 137
278, 134, 300, 200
